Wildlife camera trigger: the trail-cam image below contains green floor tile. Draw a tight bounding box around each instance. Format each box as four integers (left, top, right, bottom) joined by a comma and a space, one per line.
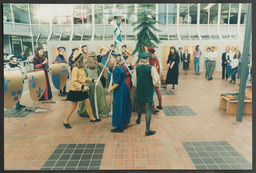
202, 158, 215, 164
217, 164, 232, 169
206, 164, 219, 169
195, 164, 207, 169
191, 158, 204, 164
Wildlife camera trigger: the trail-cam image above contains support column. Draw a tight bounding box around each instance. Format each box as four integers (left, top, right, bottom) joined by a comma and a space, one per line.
236, 3, 251, 122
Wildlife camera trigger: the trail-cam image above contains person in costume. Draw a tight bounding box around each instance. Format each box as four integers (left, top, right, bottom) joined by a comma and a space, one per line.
33, 46, 52, 101
183, 49, 191, 75
123, 55, 134, 93
97, 48, 107, 87
132, 52, 160, 136
55, 46, 68, 96
64, 52, 101, 129
148, 46, 162, 110
163, 46, 180, 90
78, 51, 108, 118
6, 55, 26, 110
81, 45, 88, 62
108, 53, 132, 133
69, 48, 79, 72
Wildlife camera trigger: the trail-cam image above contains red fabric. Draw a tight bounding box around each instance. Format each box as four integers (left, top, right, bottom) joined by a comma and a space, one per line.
147, 46, 155, 53
82, 52, 87, 60
123, 65, 134, 93
33, 55, 52, 101
155, 87, 162, 107
149, 58, 160, 75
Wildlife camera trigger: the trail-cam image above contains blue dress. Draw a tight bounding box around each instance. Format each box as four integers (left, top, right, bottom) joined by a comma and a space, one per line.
112, 66, 132, 128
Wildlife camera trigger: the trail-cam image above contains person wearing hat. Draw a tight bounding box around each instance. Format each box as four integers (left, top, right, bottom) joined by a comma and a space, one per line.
132, 52, 160, 136
6, 55, 26, 110
81, 45, 88, 62
69, 48, 79, 72
148, 46, 162, 110
55, 46, 68, 96
78, 51, 108, 118
108, 53, 132, 133
64, 52, 101, 129
207, 46, 218, 80
33, 46, 52, 101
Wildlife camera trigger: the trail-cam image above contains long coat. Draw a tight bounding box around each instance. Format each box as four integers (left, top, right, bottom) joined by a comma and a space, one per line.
182, 53, 190, 70
166, 53, 180, 85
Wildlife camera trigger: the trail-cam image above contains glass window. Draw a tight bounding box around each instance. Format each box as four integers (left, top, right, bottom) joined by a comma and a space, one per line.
180, 4, 188, 24
189, 4, 197, 24
230, 3, 239, 24
209, 3, 218, 24
126, 4, 136, 24
3, 4, 12, 22
103, 4, 114, 24
116, 4, 126, 24
168, 4, 177, 24
73, 4, 82, 24
137, 4, 155, 13
82, 4, 92, 24
11, 36, 21, 54
12, 4, 30, 24
30, 4, 40, 24
240, 3, 249, 24
95, 4, 103, 24
200, 3, 209, 24
158, 4, 167, 24
22, 36, 33, 52
220, 3, 229, 24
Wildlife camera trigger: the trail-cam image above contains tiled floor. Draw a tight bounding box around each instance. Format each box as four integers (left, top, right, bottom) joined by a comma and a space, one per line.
162, 106, 197, 116
4, 71, 252, 170
160, 89, 175, 95
4, 107, 32, 118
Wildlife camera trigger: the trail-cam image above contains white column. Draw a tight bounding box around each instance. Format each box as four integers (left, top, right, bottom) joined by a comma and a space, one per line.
197, 4, 202, 40
177, 4, 181, 41
91, 4, 95, 41
237, 3, 242, 40
10, 4, 15, 30
217, 3, 222, 40
69, 5, 74, 41
156, 4, 159, 40
28, 4, 35, 53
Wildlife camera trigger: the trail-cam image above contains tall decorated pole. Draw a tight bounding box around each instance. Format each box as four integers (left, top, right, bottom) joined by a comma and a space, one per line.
94, 10, 133, 118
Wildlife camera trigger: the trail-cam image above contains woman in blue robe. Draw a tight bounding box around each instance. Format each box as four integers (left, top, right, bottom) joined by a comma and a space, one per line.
108, 53, 132, 133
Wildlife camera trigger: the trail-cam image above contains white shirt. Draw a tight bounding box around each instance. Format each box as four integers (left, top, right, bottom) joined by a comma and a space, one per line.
229, 52, 236, 61
231, 58, 239, 69
204, 51, 210, 61
208, 51, 218, 61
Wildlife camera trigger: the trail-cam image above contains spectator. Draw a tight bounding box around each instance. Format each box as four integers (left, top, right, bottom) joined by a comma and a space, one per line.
69, 48, 79, 72
97, 48, 106, 63
229, 50, 240, 84
81, 45, 88, 62
221, 47, 230, 79
27, 51, 34, 61
178, 47, 183, 74
182, 49, 190, 75
18, 51, 26, 61
207, 46, 218, 80
204, 47, 211, 77
193, 45, 202, 75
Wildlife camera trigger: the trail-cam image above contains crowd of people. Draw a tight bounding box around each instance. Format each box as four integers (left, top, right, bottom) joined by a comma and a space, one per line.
4, 44, 252, 136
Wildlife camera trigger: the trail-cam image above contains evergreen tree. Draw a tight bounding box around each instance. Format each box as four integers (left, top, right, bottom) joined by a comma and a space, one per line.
132, 4, 161, 55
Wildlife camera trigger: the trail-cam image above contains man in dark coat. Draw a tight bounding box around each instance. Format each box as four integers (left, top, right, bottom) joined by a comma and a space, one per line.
132, 52, 160, 136
221, 47, 230, 79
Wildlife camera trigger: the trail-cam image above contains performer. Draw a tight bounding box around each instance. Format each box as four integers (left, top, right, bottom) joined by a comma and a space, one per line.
132, 52, 160, 136
123, 54, 134, 93
81, 45, 88, 62
148, 46, 162, 110
68, 48, 78, 72
33, 46, 52, 101
55, 46, 68, 96
64, 52, 101, 129
6, 55, 26, 110
108, 53, 132, 133
78, 51, 108, 118
97, 48, 107, 87
163, 46, 180, 90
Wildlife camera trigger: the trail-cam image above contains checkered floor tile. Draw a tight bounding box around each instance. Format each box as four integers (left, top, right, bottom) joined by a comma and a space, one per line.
41, 144, 105, 170
183, 141, 252, 170
4, 107, 32, 118
160, 89, 175, 95
162, 106, 196, 116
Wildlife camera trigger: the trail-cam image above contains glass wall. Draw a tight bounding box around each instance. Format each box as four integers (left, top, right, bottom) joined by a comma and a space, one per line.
179, 4, 188, 24
95, 4, 103, 24
240, 3, 248, 24
230, 3, 239, 24
3, 4, 12, 22
158, 4, 167, 24
200, 3, 209, 24
12, 4, 29, 24
168, 4, 177, 24
220, 3, 229, 24
209, 4, 218, 24
189, 4, 197, 24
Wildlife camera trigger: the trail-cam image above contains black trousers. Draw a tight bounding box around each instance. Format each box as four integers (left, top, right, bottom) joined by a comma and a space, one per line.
222, 65, 228, 79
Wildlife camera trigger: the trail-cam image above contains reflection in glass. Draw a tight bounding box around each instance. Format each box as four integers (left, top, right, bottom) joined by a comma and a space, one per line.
220, 3, 229, 24
200, 3, 209, 24
12, 4, 29, 24
189, 4, 197, 24
209, 3, 218, 24
95, 4, 103, 24
240, 3, 248, 24
168, 4, 177, 24
3, 4, 12, 22
158, 4, 167, 24
230, 3, 239, 24
180, 4, 189, 24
